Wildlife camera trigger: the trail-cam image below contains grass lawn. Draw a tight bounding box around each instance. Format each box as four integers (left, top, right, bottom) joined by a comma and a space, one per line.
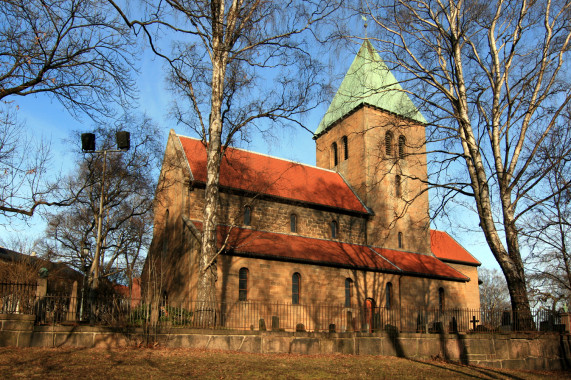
0, 347, 569, 379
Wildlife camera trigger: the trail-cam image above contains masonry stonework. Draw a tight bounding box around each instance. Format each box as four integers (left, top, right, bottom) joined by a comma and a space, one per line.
315, 105, 430, 254
2, 320, 568, 372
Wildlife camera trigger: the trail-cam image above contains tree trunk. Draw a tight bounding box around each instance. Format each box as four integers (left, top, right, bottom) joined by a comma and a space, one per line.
451, 32, 533, 326
502, 203, 534, 329
195, 27, 227, 325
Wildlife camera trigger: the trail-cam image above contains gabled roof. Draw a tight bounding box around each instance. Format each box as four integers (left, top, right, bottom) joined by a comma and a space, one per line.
177, 135, 369, 214
430, 230, 481, 266
200, 223, 469, 282
315, 40, 426, 137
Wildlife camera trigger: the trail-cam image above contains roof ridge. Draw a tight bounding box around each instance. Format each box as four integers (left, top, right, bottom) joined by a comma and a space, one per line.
172, 130, 194, 181
176, 133, 339, 175
336, 171, 374, 215
368, 246, 402, 271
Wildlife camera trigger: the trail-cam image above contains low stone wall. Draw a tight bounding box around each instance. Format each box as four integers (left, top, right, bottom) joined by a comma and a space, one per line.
1, 314, 570, 371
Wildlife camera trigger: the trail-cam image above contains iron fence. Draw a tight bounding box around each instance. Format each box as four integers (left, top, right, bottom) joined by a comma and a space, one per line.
0, 282, 37, 314
0, 286, 565, 334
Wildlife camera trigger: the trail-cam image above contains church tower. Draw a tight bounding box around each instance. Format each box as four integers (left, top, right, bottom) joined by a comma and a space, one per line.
314, 40, 431, 254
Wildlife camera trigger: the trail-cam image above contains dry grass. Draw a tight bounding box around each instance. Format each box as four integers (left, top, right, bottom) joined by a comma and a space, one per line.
0, 347, 569, 379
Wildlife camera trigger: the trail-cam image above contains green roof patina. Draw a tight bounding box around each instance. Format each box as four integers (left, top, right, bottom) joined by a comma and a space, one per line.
315, 40, 426, 137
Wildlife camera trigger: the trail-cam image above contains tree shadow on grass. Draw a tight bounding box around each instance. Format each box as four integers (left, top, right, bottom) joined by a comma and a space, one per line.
408, 358, 527, 380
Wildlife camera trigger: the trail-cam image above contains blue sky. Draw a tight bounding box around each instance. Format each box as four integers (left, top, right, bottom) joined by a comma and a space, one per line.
0, 39, 498, 271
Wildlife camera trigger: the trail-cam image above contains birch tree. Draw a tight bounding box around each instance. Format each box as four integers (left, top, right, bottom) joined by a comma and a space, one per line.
358, 0, 571, 324
110, 0, 337, 309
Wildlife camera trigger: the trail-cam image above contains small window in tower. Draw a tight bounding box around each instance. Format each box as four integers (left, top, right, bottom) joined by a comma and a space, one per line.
398, 232, 403, 248
331, 142, 338, 167
290, 213, 297, 233
385, 131, 394, 156
330, 220, 338, 239
438, 287, 445, 312
342, 136, 348, 160
239, 267, 249, 301
244, 206, 251, 226
398, 135, 406, 159
292, 272, 301, 304
395, 175, 401, 198
162, 209, 169, 256
386, 282, 393, 310
345, 278, 353, 307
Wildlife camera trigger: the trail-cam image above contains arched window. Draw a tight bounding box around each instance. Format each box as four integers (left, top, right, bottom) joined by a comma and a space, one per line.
239, 268, 249, 301
292, 272, 301, 304
331, 142, 338, 167
330, 220, 338, 239
398, 232, 403, 248
398, 135, 406, 159
438, 287, 445, 312
395, 175, 401, 198
342, 136, 349, 160
385, 131, 394, 156
386, 282, 393, 310
244, 206, 251, 226
345, 278, 353, 307
290, 213, 297, 233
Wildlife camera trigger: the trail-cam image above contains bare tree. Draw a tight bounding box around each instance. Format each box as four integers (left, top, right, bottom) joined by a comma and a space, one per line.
109, 0, 338, 309
0, 107, 60, 219
479, 267, 510, 312
357, 0, 571, 324
522, 117, 571, 310
0, 235, 44, 284
0, 0, 137, 218
42, 118, 161, 292
0, 0, 135, 117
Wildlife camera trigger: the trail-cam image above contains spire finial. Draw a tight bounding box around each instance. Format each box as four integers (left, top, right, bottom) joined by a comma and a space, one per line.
361, 15, 368, 39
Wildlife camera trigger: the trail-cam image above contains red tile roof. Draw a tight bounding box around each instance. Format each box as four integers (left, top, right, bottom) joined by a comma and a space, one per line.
177, 135, 368, 214
430, 230, 481, 266
371, 247, 468, 280
204, 223, 468, 281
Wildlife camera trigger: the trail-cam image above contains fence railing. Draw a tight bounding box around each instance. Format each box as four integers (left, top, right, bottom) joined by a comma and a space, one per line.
0, 282, 37, 314
0, 286, 565, 334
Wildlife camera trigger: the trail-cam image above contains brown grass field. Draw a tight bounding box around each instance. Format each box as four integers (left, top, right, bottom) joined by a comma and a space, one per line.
0, 347, 569, 379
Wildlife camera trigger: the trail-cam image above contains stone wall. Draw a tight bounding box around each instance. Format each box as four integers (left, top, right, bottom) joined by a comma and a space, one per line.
1, 316, 569, 371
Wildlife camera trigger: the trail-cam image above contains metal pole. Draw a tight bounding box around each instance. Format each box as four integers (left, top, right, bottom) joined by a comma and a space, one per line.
92, 149, 107, 290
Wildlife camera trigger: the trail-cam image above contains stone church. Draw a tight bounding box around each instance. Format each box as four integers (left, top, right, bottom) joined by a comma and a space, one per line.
144, 41, 481, 326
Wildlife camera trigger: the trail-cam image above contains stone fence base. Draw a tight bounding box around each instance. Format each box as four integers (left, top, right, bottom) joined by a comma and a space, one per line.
1, 314, 570, 371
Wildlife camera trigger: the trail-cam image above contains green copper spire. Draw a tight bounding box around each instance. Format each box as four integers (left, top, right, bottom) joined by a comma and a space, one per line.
315, 40, 426, 137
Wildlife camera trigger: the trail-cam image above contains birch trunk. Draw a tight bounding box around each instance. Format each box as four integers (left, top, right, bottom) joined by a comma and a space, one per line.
195, 5, 228, 324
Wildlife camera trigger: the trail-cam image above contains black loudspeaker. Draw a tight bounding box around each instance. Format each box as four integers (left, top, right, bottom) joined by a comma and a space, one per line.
81, 133, 95, 151
116, 131, 130, 150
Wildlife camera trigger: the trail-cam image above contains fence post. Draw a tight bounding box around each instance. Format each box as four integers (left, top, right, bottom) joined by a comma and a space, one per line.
67, 281, 78, 322
36, 278, 47, 300
561, 312, 571, 333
